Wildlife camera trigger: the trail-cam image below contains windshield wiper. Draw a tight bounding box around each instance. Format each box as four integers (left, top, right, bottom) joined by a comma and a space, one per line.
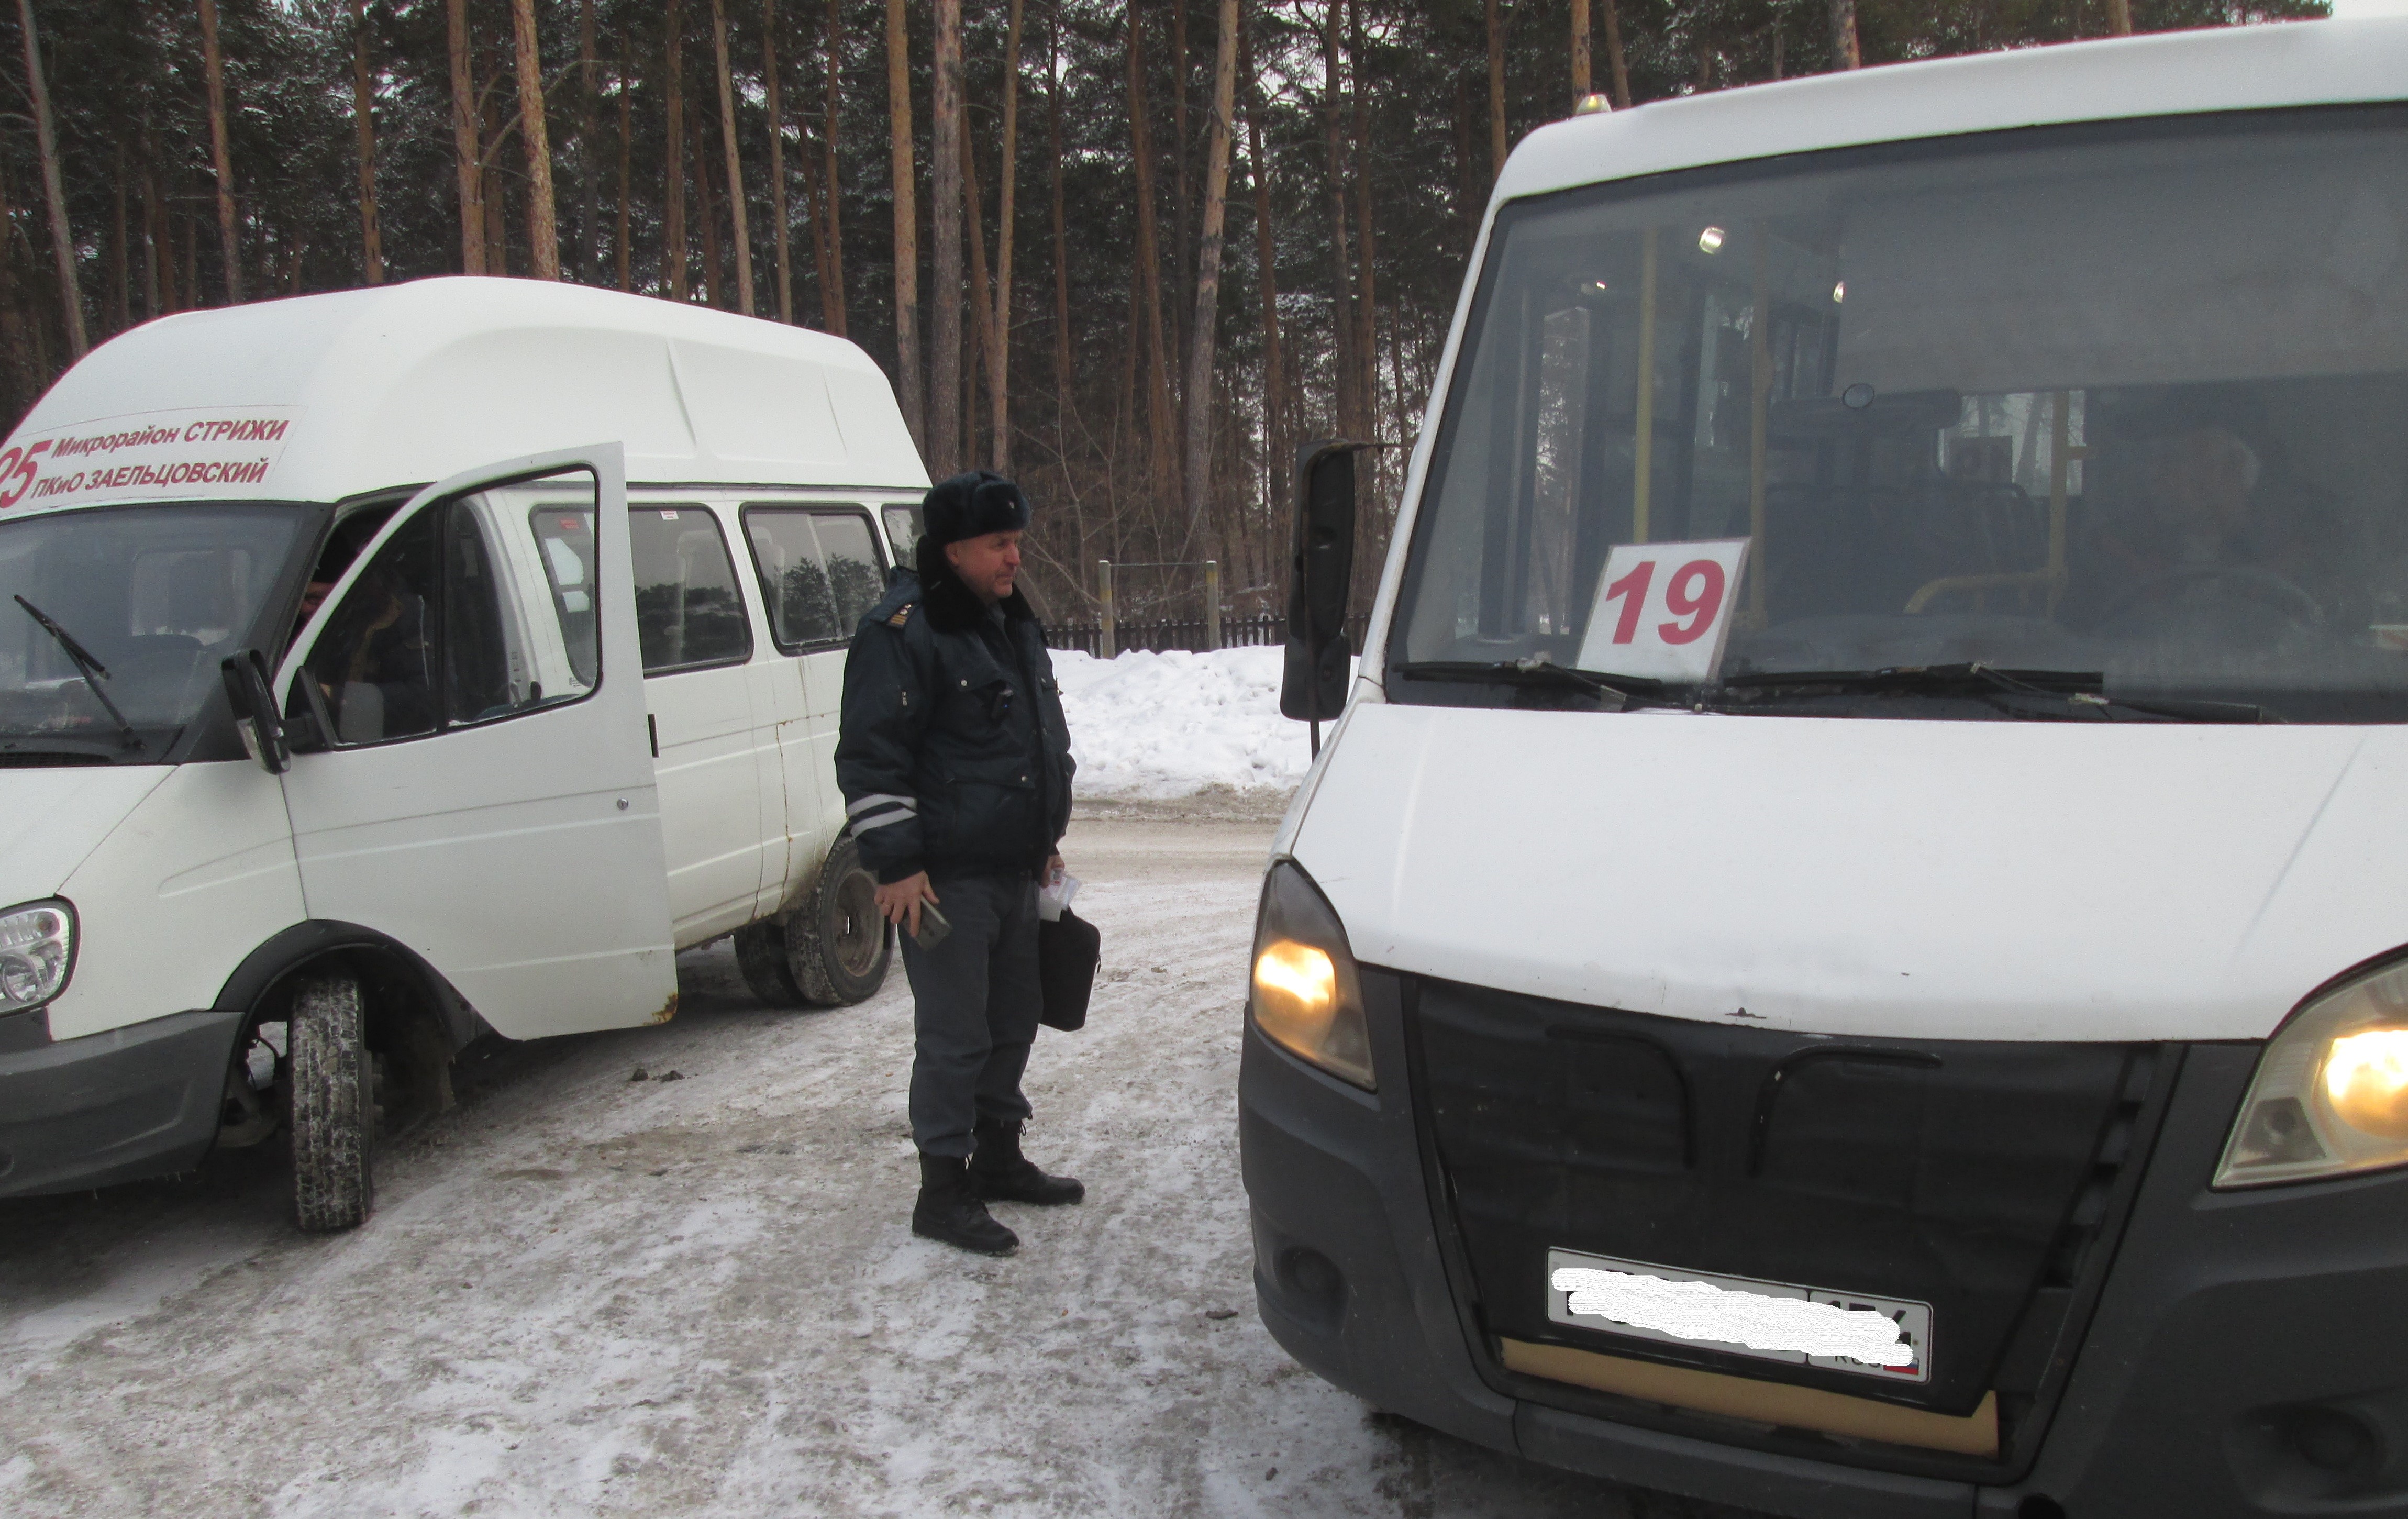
12, 595, 145, 751
1721, 663, 2274, 723
1393, 657, 1668, 709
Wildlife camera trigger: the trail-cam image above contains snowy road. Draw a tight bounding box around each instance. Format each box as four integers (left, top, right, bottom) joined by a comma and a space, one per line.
1, 817, 1761, 1519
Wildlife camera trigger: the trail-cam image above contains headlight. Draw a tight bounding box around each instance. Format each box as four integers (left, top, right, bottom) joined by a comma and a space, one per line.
2216, 955, 2408, 1188
1249, 862, 1374, 1090
0, 899, 75, 1014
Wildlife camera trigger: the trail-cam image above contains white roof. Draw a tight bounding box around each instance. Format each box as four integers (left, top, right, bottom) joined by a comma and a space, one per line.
1497, 17, 2408, 207
0, 276, 927, 514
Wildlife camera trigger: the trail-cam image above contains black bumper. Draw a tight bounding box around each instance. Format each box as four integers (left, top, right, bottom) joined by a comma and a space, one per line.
0, 1007, 244, 1198
1240, 999, 2408, 1517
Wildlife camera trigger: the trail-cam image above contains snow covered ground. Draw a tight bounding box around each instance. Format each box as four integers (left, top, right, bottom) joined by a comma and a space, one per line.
1052, 647, 1343, 802
0, 818, 1755, 1519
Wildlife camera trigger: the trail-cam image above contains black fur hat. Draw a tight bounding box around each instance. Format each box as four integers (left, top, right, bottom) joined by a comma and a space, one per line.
921, 470, 1031, 546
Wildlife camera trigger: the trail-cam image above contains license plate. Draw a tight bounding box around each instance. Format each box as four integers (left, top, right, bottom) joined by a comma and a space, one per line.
1544, 1247, 1932, 1384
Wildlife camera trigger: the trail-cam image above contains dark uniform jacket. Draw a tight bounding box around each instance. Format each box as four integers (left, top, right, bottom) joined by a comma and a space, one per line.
836, 540, 1075, 884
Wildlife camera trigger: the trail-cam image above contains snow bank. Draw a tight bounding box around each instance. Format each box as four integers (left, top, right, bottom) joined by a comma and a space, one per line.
1051, 645, 1334, 800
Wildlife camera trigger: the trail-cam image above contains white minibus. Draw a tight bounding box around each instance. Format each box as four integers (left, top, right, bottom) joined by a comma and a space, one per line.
0, 278, 927, 1231
1245, 19, 2408, 1518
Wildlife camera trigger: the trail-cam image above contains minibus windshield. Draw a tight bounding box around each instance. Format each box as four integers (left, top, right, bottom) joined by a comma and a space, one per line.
0, 503, 302, 759
1395, 108, 2408, 722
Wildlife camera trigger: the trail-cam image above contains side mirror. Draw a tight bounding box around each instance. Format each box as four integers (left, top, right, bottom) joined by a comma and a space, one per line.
219, 650, 291, 774
1281, 440, 1366, 727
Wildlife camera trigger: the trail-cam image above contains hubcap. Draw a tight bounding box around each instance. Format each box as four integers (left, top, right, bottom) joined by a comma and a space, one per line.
831, 867, 884, 978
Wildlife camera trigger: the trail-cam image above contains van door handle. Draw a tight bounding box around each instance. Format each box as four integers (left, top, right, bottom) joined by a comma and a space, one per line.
648, 713, 659, 758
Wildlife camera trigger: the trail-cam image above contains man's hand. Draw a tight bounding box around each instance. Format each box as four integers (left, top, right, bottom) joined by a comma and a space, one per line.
875, 871, 939, 937
1046, 853, 1066, 885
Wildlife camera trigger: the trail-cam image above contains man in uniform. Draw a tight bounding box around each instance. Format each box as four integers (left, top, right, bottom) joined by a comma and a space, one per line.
836, 470, 1083, 1256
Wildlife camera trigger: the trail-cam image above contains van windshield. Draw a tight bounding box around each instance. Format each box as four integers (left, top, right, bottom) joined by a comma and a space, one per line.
1394, 108, 2408, 723
0, 503, 302, 759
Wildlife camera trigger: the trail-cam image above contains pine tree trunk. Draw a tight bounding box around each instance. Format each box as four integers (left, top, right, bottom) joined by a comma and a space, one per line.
964, 130, 996, 467
1603, 0, 1631, 107
2106, 0, 2133, 34
482, 85, 510, 272
1830, 0, 1862, 68
449, 0, 485, 274
513, 0, 562, 279
1049, 5, 1071, 450
886, 0, 923, 448
137, 144, 163, 314
1127, 3, 1178, 515
1571, 0, 1590, 102
1320, 0, 1356, 436
666, 0, 689, 298
802, 106, 831, 324
617, 37, 634, 290
823, 0, 847, 334
17, 0, 83, 354
197, 0, 243, 304
696, 110, 724, 306
352, 0, 382, 284
990, 0, 1023, 473
1484, 0, 1506, 181
578, 0, 600, 281
710, 0, 754, 312
1241, 20, 1283, 507
929, 0, 964, 477
1179, 0, 1239, 557
1349, 0, 1377, 452
1170, 0, 1191, 374
762, 0, 792, 323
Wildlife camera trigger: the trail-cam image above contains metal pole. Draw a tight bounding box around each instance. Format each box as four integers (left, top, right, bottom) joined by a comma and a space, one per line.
1204, 560, 1221, 650
1098, 559, 1116, 658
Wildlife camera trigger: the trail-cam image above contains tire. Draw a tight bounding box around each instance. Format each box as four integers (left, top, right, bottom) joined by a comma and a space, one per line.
738, 836, 893, 1008
733, 919, 807, 1005
288, 974, 376, 1233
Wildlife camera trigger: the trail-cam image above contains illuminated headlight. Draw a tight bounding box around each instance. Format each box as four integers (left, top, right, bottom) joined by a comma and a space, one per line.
2216, 955, 2408, 1188
1249, 862, 1374, 1090
0, 899, 75, 1014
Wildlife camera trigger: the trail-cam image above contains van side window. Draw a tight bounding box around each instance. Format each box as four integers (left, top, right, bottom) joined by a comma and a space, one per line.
881, 504, 921, 568
303, 508, 439, 744
630, 507, 751, 674
300, 473, 604, 746
742, 507, 887, 651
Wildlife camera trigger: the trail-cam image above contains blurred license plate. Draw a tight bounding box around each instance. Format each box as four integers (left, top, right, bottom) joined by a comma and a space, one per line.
1544, 1247, 1932, 1384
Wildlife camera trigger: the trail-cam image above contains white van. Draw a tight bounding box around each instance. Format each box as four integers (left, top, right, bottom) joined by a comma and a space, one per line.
1245, 20, 2408, 1519
0, 278, 930, 1230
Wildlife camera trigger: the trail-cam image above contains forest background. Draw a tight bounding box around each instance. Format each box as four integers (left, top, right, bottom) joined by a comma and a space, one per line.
0, 0, 2326, 624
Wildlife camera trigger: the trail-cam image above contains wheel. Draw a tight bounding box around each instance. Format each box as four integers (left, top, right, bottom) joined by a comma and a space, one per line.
736, 836, 893, 1008
733, 918, 807, 1005
288, 974, 376, 1233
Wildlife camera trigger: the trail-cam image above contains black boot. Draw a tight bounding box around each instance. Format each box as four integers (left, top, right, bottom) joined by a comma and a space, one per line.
969, 1118, 1085, 1205
913, 1152, 1019, 1255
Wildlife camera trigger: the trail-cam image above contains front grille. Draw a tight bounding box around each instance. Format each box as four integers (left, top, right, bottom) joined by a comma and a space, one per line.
1405, 975, 2174, 1480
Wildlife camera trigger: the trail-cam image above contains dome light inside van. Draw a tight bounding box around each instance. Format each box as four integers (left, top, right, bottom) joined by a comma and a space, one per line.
2217, 957, 2408, 1187
1249, 863, 1374, 1090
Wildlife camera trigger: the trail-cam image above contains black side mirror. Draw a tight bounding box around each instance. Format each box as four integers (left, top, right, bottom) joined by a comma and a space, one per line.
219, 650, 290, 774
1281, 440, 1367, 733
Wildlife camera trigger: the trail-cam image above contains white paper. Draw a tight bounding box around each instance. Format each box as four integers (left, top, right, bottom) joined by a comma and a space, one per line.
1038, 870, 1081, 923
1574, 537, 1752, 684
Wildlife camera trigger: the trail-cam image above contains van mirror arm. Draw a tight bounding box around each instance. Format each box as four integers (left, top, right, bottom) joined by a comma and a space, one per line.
218, 650, 292, 774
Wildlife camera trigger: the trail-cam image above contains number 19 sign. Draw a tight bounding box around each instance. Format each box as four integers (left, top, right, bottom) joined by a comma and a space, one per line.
1573, 538, 1752, 684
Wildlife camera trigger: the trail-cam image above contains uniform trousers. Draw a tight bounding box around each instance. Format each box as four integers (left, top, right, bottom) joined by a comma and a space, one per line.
899, 870, 1044, 1159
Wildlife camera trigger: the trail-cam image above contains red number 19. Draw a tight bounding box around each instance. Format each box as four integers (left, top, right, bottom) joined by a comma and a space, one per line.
1659, 559, 1726, 645
1602, 560, 1655, 644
